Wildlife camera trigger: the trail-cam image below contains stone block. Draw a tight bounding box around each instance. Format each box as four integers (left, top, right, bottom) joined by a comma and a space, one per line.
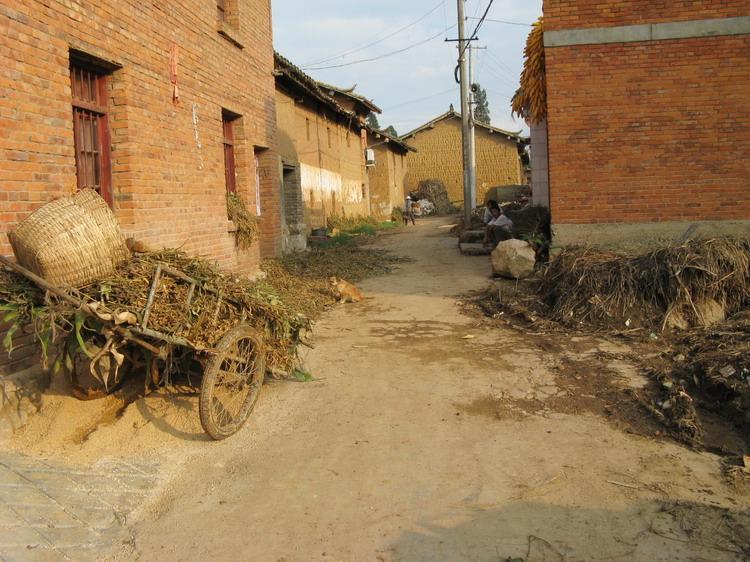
491, 239, 536, 279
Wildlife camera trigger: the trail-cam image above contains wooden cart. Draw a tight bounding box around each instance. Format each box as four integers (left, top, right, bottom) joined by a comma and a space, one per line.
0, 256, 266, 440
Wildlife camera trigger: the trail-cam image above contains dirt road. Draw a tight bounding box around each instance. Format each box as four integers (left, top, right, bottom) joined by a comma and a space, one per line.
98, 217, 745, 561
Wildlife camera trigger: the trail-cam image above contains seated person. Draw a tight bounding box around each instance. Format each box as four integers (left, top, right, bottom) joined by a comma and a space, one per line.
483, 199, 499, 224
483, 201, 514, 246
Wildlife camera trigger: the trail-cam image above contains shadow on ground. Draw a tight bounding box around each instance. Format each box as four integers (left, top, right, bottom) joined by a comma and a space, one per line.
389, 500, 750, 562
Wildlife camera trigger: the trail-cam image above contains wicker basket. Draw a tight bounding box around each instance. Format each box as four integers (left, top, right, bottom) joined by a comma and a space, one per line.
8, 189, 130, 287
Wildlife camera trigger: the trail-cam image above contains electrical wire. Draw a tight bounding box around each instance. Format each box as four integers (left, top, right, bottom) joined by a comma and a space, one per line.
301, 0, 446, 68
459, 0, 495, 59
306, 26, 455, 70
382, 88, 456, 111
468, 16, 532, 27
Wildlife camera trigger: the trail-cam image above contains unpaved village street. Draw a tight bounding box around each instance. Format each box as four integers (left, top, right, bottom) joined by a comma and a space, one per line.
4, 218, 749, 561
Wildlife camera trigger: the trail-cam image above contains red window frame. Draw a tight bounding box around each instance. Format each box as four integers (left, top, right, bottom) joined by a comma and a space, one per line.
223, 114, 237, 194
70, 61, 112, 206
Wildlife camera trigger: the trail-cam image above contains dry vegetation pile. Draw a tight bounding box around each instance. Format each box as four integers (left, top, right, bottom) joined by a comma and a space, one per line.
226, 192, 260, 249
1, 250, 310, 375
413, 179, 457, 216
277, 242, 408, 286
541, 238, 750, 330
651, 312, 750, 447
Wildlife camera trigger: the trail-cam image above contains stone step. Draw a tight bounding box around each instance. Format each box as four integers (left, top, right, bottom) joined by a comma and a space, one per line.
458, 229, 485, 243
459, 242, 492, 256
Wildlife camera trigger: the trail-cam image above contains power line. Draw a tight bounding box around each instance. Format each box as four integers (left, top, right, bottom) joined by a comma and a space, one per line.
306, 26, 455, 70
468, 16, 532, 27
301, 0, 446, 68
485, 88, 516, 99
382, 88, 456, 111
484, 50, 517, 76
459, 0, 495, 59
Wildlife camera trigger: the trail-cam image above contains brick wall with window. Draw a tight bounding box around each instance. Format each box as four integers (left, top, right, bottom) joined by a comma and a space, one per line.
0, 0, 281, 273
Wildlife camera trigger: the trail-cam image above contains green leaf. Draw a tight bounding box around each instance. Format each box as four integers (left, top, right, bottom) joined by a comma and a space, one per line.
292, 369, 313, 382
2, 310, 20, 323
74, 311, 93, 359
39, 329, 51, 368
3, 322, 20, 354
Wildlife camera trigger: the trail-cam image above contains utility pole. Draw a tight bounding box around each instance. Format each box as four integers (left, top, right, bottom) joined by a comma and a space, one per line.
467, 44, 485, 210
456, 0, 474, 223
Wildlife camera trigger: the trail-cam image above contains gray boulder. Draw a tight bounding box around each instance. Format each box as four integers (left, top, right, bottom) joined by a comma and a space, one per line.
491, 239, 536, 279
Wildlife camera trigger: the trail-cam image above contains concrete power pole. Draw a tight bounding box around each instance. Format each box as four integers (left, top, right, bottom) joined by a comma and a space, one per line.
468, 45, 487, 208
456, 0, 475, 223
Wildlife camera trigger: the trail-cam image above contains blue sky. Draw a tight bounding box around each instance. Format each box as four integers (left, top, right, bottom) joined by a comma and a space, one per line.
272, 0, 543, 136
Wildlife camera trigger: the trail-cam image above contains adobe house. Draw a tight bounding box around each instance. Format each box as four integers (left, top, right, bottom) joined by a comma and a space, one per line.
366, 129, 416, 221
316, 83, 416, 221
401, 107, 526, 206
526, 1, 750, 247
0, 0, 280, 428
274, 54, 371, 241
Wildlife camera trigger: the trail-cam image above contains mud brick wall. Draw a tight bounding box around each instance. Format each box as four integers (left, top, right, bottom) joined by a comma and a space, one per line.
543, 1, 750, 230
275, 88, 370, 232
404, 118, 523, 206
0, 0, 281, 273
367, 135, 408, 221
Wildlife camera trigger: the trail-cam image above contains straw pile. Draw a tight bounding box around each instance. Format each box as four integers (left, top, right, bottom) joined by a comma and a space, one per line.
226, 192, 260, 249
413, 180, 456, 216
540, 238, 750, 330
278, 242, 408, 285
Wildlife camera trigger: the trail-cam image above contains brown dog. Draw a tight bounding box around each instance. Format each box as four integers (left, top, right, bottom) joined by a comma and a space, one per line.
329, 276, 363, 303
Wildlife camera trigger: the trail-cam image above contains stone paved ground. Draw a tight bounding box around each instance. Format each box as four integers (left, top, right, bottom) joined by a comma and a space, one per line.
0, 453, 159, 561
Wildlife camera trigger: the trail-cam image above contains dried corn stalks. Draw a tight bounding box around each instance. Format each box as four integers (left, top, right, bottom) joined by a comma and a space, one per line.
511, 17, 546, 124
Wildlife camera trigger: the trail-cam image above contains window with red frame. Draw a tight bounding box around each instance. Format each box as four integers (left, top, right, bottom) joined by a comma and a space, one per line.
70, 60, 112, 206
223, 111, 239, 193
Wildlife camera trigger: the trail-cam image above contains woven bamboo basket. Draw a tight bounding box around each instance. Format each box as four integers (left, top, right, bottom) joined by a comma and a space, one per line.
8, 189, 130, 287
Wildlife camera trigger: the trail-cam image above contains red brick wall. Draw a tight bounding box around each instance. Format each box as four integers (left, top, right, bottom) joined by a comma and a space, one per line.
0, 0, 281, 275
544, 2, 750, 226
543, 0, 749, 31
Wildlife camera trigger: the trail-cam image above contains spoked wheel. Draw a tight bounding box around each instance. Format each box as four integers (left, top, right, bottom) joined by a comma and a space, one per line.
199, 324, 266, 440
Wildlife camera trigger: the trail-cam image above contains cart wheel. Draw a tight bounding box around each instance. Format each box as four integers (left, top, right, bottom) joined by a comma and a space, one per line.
199, 324, 265, 440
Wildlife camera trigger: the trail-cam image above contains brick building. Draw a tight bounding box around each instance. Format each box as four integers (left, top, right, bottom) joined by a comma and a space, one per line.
0, 0, 280, 424
1, 0, 281, 269
538, 1, 750, 246
401, 107, 525, 206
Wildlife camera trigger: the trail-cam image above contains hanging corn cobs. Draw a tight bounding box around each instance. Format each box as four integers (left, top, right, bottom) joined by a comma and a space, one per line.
511, 18, 546, 124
